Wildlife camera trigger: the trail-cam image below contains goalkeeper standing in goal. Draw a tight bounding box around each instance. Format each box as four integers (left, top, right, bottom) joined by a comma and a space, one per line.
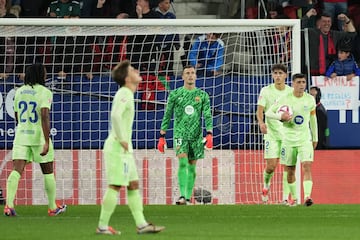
96, 60, 165, 235
265, 73, 318, 207
256, 64, 293, 204
4, 63, 66, 217
157, 65, 213, 205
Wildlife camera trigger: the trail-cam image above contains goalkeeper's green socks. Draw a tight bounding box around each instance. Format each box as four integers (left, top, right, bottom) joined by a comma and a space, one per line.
186, 164, 196, 200
178, 157, 189, 197
282, 171, 290, 200
44, 173, 57, 210
263, 170, 274, 189
303, 180, 313, 199
127, 189, 147, 227
288, 181, 297, 200
98, 188, 118, 228
6, 170, 21, 208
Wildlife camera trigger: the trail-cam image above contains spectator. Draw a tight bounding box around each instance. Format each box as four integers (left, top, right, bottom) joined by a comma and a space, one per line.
325, 38, 360, 80
0, 0, 9, 17
188, 33, 225, 77
91, 0, 133, 18
155, 0, 180, 76
322, 0, 348, 31
0, 12, 44, 80
302, 12, 356, 76
21, 0, 50, 17
48, 0, 80, 18
92, 1, 129, 71
127, 0, 160, 73
309, 86, 330, 150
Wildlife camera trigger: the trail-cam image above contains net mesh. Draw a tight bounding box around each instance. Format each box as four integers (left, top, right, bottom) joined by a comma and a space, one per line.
0, 19, 300, 205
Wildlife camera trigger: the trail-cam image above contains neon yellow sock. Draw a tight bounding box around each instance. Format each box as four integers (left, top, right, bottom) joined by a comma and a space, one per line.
44, 173, 57, 209
127, 189, 147, 227
282, 171, 290, 200
178, 157, 188, 197
186, 164, 196, 200
303, 180, 313, 199
6, 170, 21, 208
263, 170, 274, 189
98, 188, 118, 228
288, 182, 297, 200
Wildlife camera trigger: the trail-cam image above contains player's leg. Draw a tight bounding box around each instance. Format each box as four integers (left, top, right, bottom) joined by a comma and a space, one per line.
126, 155, 165, 234
282, 145, 298, 206
175, 138, 189, 204
185, 138, 205, 203
262, 139, 280, 203
299, 143, 314, 206
35, 141, 65, 215
97, 146, 126, 235
4, 144, 29, 216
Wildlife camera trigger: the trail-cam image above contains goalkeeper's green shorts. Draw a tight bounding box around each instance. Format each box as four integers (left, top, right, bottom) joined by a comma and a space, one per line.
175, 137, 204, 160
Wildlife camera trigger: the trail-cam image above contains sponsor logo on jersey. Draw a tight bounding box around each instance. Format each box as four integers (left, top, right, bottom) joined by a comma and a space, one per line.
185, 105, 194, 115
294, 115, 304, 125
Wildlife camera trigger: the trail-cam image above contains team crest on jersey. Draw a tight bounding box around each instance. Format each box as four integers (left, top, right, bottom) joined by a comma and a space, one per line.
195, 96, 200, 102
294, 115, 304, 125
185, 105, 194, 115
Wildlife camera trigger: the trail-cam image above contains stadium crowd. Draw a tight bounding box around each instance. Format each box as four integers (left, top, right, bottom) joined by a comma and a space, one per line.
0, 0, 359, 81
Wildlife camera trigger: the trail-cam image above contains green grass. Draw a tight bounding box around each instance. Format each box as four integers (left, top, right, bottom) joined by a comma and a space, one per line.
1, 204, 360, 240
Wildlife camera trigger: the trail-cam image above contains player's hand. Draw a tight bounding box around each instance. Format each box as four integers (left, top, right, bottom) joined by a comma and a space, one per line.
280, 112, 292, 122
40, 142, 49, 156
204, 133, 213, 150
157, 137, 167, 153
259, 123, 267, 134
120, 141, 129, 152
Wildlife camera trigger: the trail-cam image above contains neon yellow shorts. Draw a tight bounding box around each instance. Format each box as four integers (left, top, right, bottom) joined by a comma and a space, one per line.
280, 141, 314, 166
12, 139, 54, 163
264, 139, 282, 162
103, 139, 138, 186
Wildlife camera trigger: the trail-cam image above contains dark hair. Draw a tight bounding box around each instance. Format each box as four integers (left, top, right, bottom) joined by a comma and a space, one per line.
271, 64, 287, 73
310, 86, 322, 103
183, 65, 195, 72
112, 60, 131, 87
24, 63, 46, 87
292, 73, 307, 81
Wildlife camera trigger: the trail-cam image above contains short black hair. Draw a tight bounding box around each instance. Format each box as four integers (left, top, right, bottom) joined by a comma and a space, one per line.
112, 60, 131, 87
271, 64, 287, 73
183, 65, 195, 72
24, 63, 46, 87
292, 73, 306, 81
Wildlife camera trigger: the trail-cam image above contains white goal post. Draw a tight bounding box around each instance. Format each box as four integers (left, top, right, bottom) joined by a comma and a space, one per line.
0, 18, 301, 205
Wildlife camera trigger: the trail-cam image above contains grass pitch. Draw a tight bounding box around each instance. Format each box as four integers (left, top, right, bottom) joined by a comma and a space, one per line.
1, 204, 359, 240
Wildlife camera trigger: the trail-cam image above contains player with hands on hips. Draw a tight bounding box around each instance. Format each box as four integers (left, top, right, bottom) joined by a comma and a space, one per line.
158, 65, 213, 205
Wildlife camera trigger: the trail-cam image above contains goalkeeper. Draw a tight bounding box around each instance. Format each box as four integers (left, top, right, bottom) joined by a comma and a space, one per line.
157, 65, 213, 205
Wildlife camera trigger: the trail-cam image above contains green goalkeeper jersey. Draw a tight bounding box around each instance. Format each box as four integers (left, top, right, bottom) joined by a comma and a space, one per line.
107, 86, 134, 153
270, 91, 316, 147
13, 84, 52, 146
161, 86, 212, 140
257, 84, 292, 141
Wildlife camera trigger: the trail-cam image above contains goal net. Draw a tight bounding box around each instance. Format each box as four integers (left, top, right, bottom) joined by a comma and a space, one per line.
0, 18, 301, 205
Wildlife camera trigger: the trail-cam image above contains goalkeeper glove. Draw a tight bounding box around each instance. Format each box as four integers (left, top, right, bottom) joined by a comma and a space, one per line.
157, 135, 167, 153
204, 132, 213, 150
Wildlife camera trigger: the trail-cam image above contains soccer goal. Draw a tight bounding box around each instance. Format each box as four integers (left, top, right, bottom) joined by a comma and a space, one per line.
0, 18, 301, 205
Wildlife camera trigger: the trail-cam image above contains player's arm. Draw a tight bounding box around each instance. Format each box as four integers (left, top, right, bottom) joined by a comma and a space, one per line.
309, 109, 318, 149
160, 91, 175, 134
158, 92, 175, 153
40, 107, 50, 156
203, 93, 213, 149
111, 95, 129, 150
256, 104, 267, 134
